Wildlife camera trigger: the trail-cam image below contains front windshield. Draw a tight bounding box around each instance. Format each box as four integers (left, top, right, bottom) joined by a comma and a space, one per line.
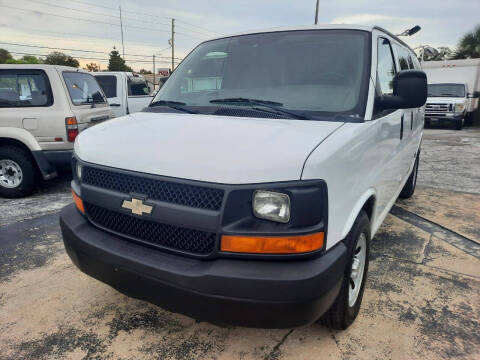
152, 30, 370, 119
428, 84, 465, 98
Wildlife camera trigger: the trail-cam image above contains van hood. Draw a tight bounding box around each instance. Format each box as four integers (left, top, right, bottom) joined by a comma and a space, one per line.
75, 112, 343, 184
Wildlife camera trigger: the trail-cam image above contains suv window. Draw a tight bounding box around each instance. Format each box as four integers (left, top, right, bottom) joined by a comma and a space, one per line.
0, 70, 53, 107
63, 72, 106, 105
95, 75, 117, 98
376, 38, 396, 96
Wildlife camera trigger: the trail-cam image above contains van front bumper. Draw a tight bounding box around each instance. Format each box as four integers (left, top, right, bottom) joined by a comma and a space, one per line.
60, 203, 347, 328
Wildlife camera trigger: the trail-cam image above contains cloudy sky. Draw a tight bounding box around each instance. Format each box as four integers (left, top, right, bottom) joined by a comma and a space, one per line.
0, 0, 478, 70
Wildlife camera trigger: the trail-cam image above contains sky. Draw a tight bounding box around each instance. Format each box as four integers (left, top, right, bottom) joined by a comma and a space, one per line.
0, 0, 479, 71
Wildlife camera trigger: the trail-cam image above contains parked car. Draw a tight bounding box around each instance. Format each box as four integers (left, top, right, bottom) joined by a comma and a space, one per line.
0, 64, 111, 198
423, 59, 480, 127
92, 72, 154, 118
61, 25, 427, 329
425, 83, 471, 129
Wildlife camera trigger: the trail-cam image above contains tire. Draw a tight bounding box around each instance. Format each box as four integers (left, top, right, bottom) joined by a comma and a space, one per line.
399, 152, 419, 199
425, 119, 430, 128
464, 113, 472, 127
455, 117, 464, 130
319, 210, 370, 330
0, 146, 37, 198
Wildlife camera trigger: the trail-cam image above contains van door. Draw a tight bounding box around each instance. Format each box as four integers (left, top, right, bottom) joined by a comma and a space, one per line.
372, 36, 407, 216
393, 44, 417, 177
60, 71, 111, 131
94, 74, 125, 118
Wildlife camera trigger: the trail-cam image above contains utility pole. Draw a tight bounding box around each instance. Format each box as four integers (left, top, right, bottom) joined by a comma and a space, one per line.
314, 0, 319, 24
119, 6, 125, 59
153, 54, 156, 89
171, 18, 175, 72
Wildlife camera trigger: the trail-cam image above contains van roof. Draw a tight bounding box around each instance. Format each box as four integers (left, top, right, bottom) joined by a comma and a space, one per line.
0, 64, 86, 72
205, 24, 413, 51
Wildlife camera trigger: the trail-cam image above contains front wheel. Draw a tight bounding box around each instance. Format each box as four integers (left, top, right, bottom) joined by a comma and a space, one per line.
455, 117, 464, 130
319, 211, 370, 330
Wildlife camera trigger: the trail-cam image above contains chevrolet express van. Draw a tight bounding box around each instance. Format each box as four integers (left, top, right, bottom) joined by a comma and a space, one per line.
0, 65, 111, 197
61, 25, 427, 329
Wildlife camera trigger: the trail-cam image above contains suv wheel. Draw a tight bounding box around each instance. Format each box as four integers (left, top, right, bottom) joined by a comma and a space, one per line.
0, 146, 37, 198
319, 210, 370, 330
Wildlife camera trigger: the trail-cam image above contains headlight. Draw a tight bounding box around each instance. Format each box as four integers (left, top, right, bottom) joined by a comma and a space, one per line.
76, 163, 83, 180
455, 103, 465, 113
253, 190, 290, 223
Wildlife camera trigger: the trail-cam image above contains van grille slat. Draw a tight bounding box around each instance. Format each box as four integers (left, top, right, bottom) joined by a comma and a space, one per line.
82, 166, 224, 211
85, 202, 216, 255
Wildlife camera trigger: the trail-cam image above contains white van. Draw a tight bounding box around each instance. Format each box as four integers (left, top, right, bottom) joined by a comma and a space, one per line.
93, 72, 154, 118
0, 65, 111, 197
61, 25, 427, 329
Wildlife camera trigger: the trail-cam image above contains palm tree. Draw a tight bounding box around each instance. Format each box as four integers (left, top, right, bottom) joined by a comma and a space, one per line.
452, 25, 480, 59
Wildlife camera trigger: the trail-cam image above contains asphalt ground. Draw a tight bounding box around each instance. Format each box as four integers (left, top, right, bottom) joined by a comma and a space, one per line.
1, 127, 479, 360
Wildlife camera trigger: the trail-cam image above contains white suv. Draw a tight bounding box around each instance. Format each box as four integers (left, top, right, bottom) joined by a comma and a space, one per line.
61, 25, 426, 329
0, 65, 111, 197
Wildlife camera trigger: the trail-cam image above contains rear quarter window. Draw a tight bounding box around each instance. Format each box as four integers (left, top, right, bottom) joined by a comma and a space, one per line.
63, 72, 106, 105
0, 69, 53, 107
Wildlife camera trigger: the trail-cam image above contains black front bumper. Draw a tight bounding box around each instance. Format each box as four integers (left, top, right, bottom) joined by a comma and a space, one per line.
60, 204, 347, 328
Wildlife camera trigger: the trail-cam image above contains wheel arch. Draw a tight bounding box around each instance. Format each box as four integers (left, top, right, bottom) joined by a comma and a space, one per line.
341, 188, 377, 240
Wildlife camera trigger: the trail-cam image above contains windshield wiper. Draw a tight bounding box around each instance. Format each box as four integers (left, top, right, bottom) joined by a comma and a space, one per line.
209, 98, 310, 120
149, 100, 198, 114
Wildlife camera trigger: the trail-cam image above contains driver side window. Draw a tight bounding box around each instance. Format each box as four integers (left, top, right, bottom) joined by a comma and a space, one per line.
376, 38, 396, 96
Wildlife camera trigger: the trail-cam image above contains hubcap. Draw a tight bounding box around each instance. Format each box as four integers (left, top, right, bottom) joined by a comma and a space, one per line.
349, 233, 367, 307
0, 159, 23, 188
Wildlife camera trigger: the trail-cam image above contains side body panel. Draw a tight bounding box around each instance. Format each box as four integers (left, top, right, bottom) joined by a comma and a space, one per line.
302, 29, 422, 250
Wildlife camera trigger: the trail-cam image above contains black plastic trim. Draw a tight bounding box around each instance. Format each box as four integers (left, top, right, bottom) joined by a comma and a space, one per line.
31, 150, 57, 180
60, 203, 346, 328
74, 157, 328, 261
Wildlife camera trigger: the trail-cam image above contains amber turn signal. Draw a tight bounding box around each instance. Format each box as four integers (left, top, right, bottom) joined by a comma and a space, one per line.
72, 189, 85, 214
221, 232, 324, 254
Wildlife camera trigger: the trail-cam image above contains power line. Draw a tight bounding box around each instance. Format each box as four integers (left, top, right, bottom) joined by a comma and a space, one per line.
24, 0, 171, 27
7, 50, 181, 64
41, 0, 222, 36
1, 42, 183, 60
3, 4, 174, 34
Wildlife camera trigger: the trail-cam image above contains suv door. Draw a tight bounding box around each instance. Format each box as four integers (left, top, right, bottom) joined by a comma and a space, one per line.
372, 36, 407, 216
0, 68, 68, 150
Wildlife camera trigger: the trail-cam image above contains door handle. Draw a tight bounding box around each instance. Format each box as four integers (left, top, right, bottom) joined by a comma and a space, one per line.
400, 114, 404, 140
110, 103, 121, 107
410, 112, 413, 130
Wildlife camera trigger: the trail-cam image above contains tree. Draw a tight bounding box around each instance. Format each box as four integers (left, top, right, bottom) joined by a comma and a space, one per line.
84, 62, 99, 72
452, 25, 480, 59
5, 55, 43, 64
44, 51, 79, 67
108, 47, 133, 71
0, 48, 13, 63
139, 68, 152, 74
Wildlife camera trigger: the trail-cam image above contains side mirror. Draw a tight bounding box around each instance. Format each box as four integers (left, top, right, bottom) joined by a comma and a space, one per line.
379, 70, 427, 110
467, 91, 480, 98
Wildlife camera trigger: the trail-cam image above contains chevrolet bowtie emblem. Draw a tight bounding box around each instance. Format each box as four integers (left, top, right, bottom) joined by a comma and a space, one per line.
121, 198, 153, 216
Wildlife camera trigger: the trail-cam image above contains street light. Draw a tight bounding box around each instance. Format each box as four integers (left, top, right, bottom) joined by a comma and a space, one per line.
397, 25, 421, 37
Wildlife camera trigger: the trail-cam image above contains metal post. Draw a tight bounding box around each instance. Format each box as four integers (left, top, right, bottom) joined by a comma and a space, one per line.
314, 0, 319, 25
153, 54, 156, 90
119, 6, 125, 59
171, 18, 175, 72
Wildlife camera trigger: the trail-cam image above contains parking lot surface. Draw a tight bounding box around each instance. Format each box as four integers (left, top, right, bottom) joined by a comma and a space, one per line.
1, 128, 479, 360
